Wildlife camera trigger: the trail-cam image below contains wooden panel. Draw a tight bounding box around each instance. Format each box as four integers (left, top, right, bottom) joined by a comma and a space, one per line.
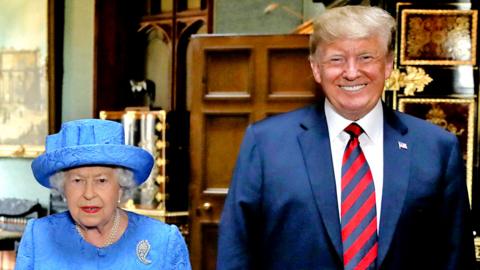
201, 223, 219, 270
267, 48, 316, 99
203, 114, 249, 190
204, 49, 252, 99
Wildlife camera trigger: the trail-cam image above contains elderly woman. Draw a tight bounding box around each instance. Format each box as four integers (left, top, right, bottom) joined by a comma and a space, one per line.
15, 119, 191, 269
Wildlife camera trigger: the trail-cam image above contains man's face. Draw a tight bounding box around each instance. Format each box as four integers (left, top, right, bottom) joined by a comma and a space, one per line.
310, 36, 393, 120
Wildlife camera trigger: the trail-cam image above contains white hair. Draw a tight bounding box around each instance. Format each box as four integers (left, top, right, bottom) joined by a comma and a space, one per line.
49, 167, 136, 203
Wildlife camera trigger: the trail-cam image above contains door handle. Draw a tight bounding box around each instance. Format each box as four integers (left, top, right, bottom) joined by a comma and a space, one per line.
202, 202, 212, 211
196, 202, 213, 216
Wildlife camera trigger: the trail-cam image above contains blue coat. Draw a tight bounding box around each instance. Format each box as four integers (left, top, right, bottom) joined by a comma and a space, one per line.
217, 103, 475, 269
15, 211, 191, 270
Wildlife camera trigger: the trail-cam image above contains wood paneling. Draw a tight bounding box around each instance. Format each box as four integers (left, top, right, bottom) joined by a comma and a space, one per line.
205, 49, 252, 99
204, 114, 249, 189
267, 48, 316, 99
201, 223, 219, 270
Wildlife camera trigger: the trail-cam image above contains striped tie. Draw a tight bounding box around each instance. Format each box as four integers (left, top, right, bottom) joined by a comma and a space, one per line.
341, 123, 377, 270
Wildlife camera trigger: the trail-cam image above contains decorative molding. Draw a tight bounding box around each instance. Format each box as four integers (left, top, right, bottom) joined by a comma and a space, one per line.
384, 66, 433, 96
398, 98, 475, 205
399, 9, 478, 66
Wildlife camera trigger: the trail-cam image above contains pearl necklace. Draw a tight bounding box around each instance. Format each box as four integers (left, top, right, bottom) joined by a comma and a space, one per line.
76, 208, 120, 247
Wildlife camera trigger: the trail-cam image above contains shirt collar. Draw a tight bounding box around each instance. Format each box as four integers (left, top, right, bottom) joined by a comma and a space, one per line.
324, 99, 383, 142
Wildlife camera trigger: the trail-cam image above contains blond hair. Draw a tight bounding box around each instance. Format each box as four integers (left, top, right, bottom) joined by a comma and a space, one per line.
309, 5, 396, 56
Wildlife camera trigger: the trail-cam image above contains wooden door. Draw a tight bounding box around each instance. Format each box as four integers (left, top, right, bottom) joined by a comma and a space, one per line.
188, 34, 317, 270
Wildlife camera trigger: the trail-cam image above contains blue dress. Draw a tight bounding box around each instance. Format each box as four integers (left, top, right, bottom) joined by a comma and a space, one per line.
15, 211, 191, 269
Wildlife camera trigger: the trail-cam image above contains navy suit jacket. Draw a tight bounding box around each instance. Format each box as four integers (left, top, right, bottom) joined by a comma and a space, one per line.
217, 103, 475, 269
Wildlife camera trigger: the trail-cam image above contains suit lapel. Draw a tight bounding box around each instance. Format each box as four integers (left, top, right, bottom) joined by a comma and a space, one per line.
297, 105, 343, 260
296, 104, 411, 265
377, 107, 411, 267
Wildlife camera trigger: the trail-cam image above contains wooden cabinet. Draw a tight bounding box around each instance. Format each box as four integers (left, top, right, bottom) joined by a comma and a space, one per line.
94, 0, 212, 114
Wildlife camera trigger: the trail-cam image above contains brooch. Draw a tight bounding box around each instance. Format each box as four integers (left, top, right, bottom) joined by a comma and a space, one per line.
136, 240, 152, 265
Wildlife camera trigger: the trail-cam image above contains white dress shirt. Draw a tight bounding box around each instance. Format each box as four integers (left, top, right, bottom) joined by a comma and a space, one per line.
324, 99, 384, 230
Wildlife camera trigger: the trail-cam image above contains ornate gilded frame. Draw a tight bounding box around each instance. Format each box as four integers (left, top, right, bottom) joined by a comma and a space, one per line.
398, 98, 475, 205
399, 8, 477, 66
0, 0, 61, 158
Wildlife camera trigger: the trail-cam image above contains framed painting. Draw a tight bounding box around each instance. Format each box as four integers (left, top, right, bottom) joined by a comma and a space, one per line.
0, 0, 62, 158
399, 8, 478, 65
398, 97, 475, 205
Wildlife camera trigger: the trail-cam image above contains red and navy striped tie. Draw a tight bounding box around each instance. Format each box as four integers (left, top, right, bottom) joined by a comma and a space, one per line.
341, 123, 378, 270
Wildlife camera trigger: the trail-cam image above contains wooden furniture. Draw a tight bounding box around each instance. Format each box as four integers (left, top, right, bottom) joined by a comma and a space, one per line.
188, 34, 317, 270
94, 0, 212, 113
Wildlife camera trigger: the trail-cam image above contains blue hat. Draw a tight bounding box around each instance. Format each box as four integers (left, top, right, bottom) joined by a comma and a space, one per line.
31, 119, 154, 188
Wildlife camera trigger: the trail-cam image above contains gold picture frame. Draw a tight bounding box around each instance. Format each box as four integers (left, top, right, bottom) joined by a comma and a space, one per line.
398, 98, 475, 205
399, 8, 478, 66
0, 0, 61, 158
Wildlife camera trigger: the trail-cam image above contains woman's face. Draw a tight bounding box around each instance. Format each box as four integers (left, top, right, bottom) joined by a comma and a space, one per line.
64, 166, 121, 229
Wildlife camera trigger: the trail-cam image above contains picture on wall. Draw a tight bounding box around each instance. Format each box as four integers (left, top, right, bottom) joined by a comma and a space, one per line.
399, 8, 478, 65
398, 97, 475, 204
0, 0, 55, 157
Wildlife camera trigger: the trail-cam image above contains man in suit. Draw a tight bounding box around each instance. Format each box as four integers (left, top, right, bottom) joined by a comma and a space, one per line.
217, 5, 475, 270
